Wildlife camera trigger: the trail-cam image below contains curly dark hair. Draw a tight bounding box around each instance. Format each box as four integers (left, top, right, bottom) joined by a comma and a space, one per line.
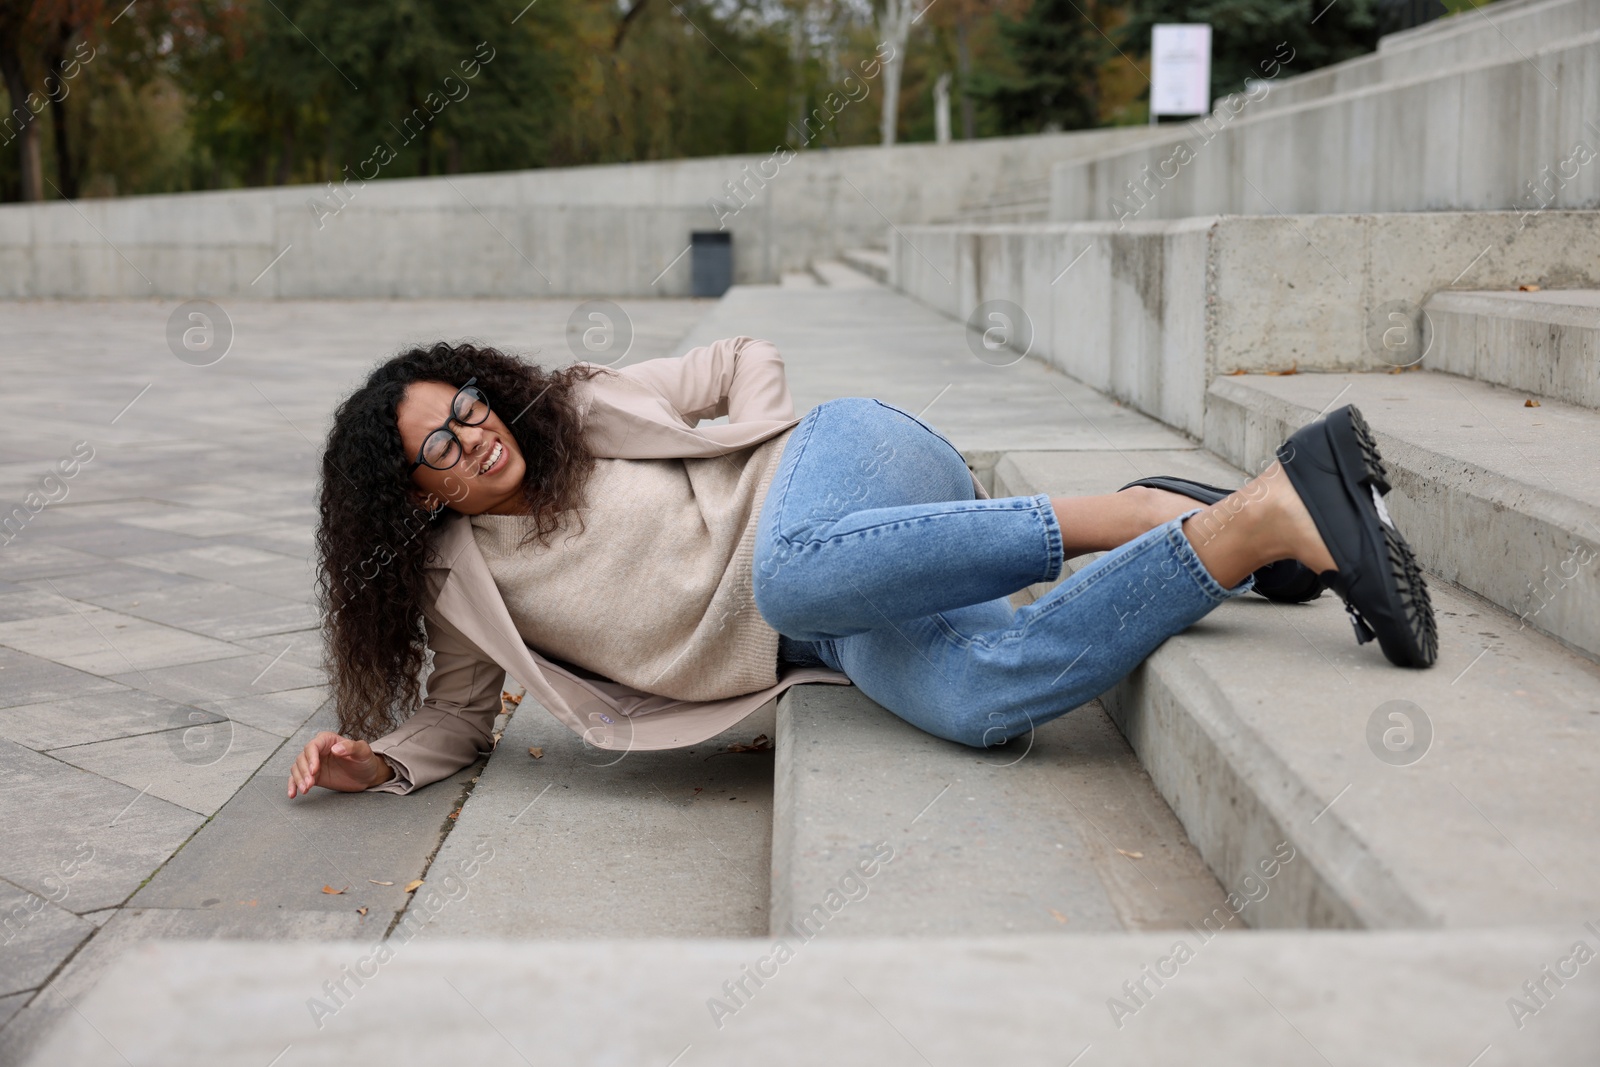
316, 342, 602, 741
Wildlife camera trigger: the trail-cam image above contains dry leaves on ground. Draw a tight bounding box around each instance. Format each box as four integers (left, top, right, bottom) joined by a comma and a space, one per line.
528, 746, 543, 759
321, 885, 347, 895
368, 879, 394, 886
403, 879, 424, 893
1526, 398, 1542, 407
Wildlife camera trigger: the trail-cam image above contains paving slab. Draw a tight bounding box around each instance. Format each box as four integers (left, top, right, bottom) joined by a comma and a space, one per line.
413, 694, 780, 940
0, 994, 24, 1033
81, 580, 319, 642
1206, 370, 1600, 660
0, 740, 203, 914
106, 649, 326, 705
0, 648, 123, 711
0, 687, 224, 751
129, 701, 481, 922
998, 448, 1600, 929
0, 607, 244, 676
197, 685, 330, 738
20, 929, 1599, 1065
48, 719, 287, 817
0, 880, 95, 997
773, 685, 1228, 938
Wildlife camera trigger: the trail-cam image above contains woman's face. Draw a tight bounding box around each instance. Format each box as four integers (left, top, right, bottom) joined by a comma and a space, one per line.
396, 380, 528, 516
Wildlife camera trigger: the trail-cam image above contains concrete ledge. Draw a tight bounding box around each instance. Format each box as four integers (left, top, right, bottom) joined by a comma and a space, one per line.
892, 211, 1600, 437
1426, 289, 1600, 409
1047, 29, 1600, 222
1206, 371, 1600, 660
769, 685, 1229, 938
25, 930, 1598, 1064
1252, 0, 1597, 115
996, 448, 1600, 930
0, 127, 1160, 299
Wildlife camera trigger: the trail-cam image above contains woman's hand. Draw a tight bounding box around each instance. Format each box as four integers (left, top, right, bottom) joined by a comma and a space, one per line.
287, 731, 395, 798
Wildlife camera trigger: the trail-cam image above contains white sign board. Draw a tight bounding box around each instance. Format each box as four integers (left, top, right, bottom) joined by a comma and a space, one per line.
1150, 23, 1212, 117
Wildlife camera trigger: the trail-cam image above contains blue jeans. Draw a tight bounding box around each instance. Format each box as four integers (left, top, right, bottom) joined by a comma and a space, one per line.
752, 397, 1252, 748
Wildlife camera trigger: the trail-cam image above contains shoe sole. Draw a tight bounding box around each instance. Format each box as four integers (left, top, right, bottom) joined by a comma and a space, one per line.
1285, 406, 1438, 668
1341, 410, 1437, 667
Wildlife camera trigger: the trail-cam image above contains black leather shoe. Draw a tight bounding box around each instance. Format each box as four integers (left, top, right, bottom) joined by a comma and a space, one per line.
1119, 475, 1325, 604
1276, 405, 1438, 668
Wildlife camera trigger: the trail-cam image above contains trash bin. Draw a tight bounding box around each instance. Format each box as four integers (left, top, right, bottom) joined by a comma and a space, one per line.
691, 231, 733, 298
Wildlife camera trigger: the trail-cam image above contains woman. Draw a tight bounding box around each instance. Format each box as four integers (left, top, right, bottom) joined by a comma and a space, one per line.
287, 336, 1436, 797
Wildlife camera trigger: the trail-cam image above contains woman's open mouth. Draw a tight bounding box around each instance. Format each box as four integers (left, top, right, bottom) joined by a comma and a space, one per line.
478, 440, 507, 476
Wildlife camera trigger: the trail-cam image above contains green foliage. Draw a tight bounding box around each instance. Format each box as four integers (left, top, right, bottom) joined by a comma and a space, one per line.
0, 0, 1416, 200
974, 0, 1124, 134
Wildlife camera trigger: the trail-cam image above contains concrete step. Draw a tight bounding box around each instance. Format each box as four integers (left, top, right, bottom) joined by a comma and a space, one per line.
1047, 28, 1600, 222
1426, 288, 1600, 410
1252, 0, 1597, 115
1206, 370, 1600, 661
892, 211, 1600, 438
26, 929, 1596, 1064
770, 685, 1230, 939
837, 247, 889, 284
810, 258, 882, 289
995, 447, 1600, 930
400, 689, 781, 940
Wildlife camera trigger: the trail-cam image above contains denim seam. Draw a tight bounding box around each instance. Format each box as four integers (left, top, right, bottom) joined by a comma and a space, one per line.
869, 398, 969, 469
774, 497, 1051, 551
765, 405, 822, 536
942, 516, 1191, 651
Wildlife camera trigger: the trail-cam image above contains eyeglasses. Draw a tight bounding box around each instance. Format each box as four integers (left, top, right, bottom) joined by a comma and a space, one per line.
409, 378, 491, 472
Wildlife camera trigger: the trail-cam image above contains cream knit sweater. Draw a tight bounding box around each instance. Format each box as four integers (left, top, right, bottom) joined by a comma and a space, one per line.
468, 426, 796, 701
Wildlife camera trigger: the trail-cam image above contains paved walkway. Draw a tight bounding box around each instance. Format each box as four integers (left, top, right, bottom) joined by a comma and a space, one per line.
1, 285, 1216, 1062
0, 297, 708, 1059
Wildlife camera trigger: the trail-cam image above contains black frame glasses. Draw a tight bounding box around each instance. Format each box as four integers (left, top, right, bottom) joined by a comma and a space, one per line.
409, 378, 492, 472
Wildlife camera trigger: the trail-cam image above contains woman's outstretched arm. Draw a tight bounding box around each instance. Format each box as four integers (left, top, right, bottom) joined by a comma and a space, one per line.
288, 612, 505, 797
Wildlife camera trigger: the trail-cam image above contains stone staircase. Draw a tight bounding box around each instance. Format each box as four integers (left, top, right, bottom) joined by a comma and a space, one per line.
873, 0, 1600, 943
16, 1, 1600, 1061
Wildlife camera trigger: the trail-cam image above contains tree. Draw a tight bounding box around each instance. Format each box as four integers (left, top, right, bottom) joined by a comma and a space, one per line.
0, 0, 104, 200
975, 0, 1123, 133
875, 0, 916, 145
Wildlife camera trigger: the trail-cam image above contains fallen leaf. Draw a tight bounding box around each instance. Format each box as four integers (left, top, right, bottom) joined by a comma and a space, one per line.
501, 690, 524, 705
1519, 284, 1541, 291
1525, 398, 1542, 407
368, 880, 394, 886
356, 906, 369, 917
1049, 908, 1070, 924
1116, 849, 1145, 859
528, 746, 544, 759
403, 879, 424, 893
1225, 368, 1247, 376
448, 808, 461, 820
321, 884, 347, 895
1264, 363, 1298, 376
717, 734, 775, 755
